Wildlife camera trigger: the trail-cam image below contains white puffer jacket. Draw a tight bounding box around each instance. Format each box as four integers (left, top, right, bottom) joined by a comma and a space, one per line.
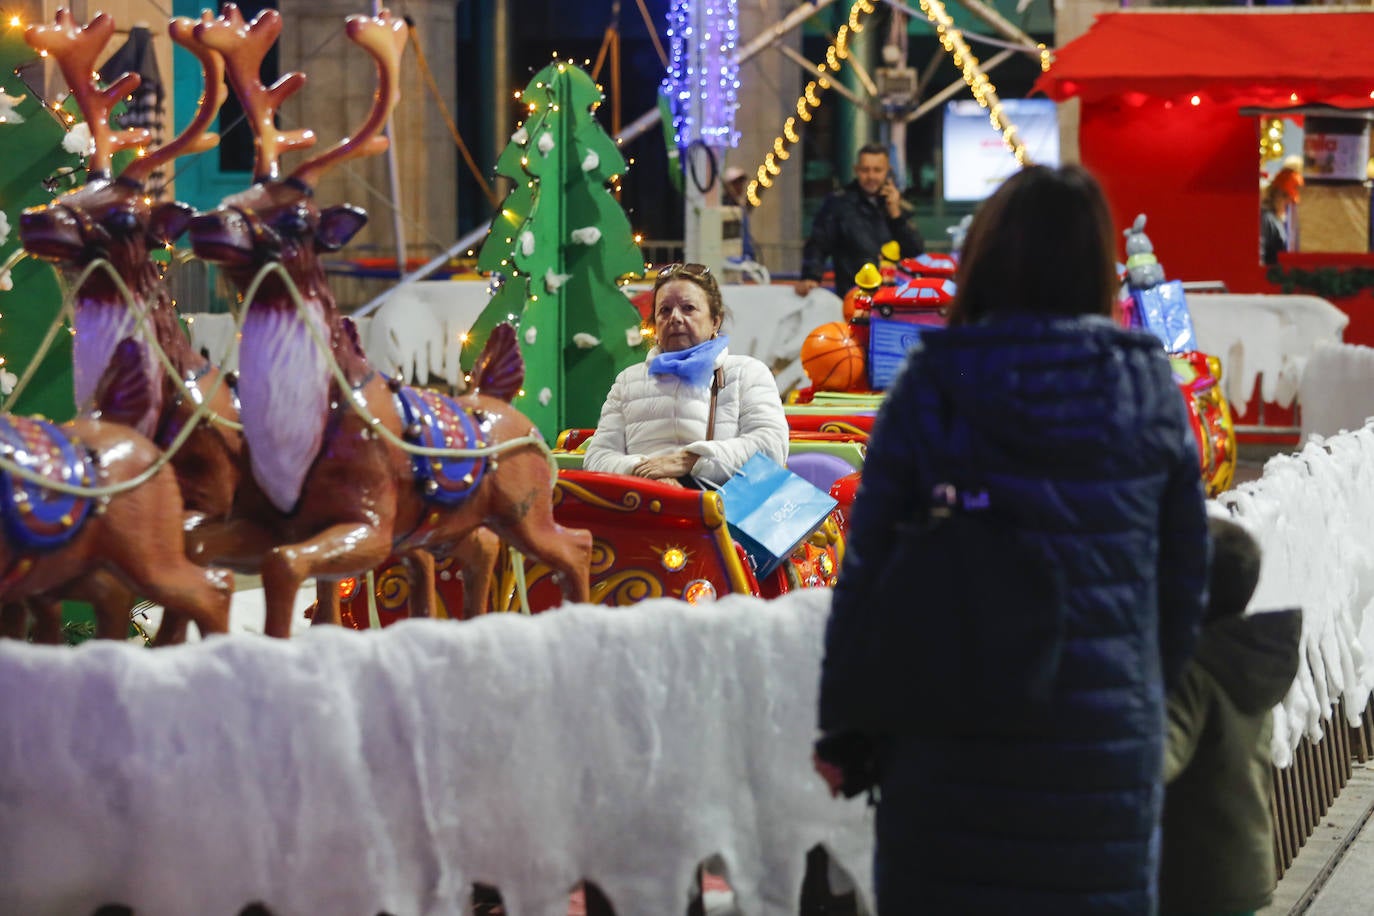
584, 347, 789, 486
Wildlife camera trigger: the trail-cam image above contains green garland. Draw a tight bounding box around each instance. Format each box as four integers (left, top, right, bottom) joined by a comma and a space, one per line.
1268, 265, 1374, 298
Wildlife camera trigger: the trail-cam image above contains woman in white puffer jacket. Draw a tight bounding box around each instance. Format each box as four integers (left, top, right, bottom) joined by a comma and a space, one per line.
584, 262, 788, 487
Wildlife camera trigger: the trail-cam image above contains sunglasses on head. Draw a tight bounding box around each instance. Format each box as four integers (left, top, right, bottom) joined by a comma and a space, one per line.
657, 262, 712, 282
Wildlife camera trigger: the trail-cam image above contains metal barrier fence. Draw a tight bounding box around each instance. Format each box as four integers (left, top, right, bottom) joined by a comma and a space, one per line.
1273, 696, 1373, 877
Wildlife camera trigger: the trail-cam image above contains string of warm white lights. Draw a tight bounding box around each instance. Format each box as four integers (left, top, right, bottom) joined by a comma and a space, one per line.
745, 0, 876, 206
746, 0, 1047, 206
918, 0, 1031, 166
1260, 117, 1284, 161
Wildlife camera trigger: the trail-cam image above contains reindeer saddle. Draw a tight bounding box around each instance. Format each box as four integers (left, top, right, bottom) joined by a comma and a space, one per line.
395, 386, 488, 506
0, 416, 94, 551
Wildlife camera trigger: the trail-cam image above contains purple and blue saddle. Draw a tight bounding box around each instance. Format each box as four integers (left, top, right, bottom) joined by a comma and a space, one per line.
394, 387, 487, 506
0, 416, 94, 551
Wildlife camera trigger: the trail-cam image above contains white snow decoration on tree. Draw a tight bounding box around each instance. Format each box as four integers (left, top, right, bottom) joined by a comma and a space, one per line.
537, 131, 555, 155
62, 121, 93, 157
0, 271, 11, 292
0, 210, 8, 247
538, 387, 552, 405
570, 226, 602, 246
0, 369, 15, 394
626, 326, 643, 347
0, 591, 875, 916
572, 332, 601, 349
581, 150, 599, 171
0, 91, 24, 124
511, 126, 528, 145
544, 268, 571, 292
520, 230, 535, 257
524, 325, 537, 345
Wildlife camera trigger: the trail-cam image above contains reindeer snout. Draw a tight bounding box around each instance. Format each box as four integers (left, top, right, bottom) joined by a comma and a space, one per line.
18, 206, 86, 262
188, 211, 256, 266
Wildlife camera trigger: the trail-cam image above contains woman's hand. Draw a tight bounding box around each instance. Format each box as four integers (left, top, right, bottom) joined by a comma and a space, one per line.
633, 450, 697, 481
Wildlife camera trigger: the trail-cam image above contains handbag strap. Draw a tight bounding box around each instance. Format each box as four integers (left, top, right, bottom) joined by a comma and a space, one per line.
705, 367, 725, 441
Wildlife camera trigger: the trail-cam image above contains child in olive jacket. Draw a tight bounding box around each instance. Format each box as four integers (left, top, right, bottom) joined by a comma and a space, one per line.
1159, 516, 1302, 916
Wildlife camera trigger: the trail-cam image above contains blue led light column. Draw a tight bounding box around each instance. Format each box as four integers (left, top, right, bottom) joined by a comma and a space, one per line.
663, 0, 741, 270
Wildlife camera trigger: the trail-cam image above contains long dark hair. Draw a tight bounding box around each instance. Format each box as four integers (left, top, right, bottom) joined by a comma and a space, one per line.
948, 164, 1118, 326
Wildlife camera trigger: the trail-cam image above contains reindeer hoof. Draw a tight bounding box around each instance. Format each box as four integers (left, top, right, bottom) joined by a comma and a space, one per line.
387, 375, 405, 392
225, 371, 239, 388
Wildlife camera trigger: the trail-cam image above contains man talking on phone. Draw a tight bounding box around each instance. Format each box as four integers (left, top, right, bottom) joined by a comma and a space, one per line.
795, 144, 924, 296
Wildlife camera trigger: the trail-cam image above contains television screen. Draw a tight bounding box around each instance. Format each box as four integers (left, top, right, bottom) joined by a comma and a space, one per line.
942, 98, 1061, 202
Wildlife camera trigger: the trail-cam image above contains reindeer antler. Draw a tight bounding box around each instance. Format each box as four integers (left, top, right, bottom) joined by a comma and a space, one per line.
288, 10, 409, 189
25, 10, 151, 178
195, 3, 314, 182
120, 15, 229, 186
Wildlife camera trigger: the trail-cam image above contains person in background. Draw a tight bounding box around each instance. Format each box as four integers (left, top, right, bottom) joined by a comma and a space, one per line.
815, 164, 1210, 913
1160, 516, 1301, 916
795, 144, 923, 296
721, 166, 758, 264
1261, 156, 1303, 265
583, 262, 787, 487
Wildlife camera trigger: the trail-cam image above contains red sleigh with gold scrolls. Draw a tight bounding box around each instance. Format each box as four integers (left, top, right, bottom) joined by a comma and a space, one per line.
328, 469, 846, 628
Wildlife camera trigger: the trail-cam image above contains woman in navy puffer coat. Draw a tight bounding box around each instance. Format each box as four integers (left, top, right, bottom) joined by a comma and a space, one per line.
817, 165, 1210, 914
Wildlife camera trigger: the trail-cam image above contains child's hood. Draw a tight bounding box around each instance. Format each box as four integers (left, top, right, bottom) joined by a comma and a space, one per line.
1193, 608, 1302, 715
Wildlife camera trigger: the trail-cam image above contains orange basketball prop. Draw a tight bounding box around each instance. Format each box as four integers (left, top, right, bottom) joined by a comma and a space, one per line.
802, 322, 866, 391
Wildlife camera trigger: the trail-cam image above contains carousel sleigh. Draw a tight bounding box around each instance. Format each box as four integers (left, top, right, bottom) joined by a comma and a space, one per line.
326, 464, 847, 627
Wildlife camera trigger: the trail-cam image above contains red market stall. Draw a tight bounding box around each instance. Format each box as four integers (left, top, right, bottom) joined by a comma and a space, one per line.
1036, 10, 1374, 308
1035, 9, 1374, 436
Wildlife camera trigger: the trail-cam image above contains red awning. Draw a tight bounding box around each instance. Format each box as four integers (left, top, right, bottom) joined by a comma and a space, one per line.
1034, 11, 1374, 108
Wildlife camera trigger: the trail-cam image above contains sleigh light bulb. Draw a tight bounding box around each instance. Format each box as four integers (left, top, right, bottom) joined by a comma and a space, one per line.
683, 579, 716, 603
661, 547, 688, 572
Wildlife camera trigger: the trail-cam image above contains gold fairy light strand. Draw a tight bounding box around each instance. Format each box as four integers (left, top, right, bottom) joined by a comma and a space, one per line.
917, 0, 1029, 165
747, 0, 876, 205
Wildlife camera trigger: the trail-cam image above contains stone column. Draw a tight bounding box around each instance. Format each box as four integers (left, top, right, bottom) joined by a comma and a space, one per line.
731, 0, 804, 276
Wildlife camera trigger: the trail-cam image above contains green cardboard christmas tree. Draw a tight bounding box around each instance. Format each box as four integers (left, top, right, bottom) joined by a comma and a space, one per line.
0, 20, 82, 420
463, 61, 647, 441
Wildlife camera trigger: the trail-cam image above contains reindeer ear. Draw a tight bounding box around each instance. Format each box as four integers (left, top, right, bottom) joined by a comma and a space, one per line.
148, 201, 197, 246
316, 204, 369, 251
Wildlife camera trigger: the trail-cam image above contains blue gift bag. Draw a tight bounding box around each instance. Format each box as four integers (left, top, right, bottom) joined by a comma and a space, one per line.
717, 453, 838, 577
1131, 279, 1197, 353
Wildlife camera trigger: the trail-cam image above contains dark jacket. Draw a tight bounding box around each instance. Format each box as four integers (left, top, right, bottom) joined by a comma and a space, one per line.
819, 315, 1210, 913
1261, 208, 1287, 266
1160, 608, 1302, 915
801, 180, 923, 292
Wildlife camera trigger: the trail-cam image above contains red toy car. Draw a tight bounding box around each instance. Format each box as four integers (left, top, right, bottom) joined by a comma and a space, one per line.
897, 252, 959, 280
868, 277, 957, 319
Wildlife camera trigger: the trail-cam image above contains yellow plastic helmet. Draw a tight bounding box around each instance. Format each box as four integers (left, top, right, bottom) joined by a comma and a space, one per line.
854, 262, 883, 291
880, 240, 902, 263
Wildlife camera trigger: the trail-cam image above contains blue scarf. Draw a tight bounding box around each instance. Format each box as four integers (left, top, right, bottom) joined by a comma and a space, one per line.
649, 335, 729, 388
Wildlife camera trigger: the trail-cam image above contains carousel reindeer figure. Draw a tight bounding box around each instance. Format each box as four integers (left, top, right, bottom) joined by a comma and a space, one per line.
185, 6, 589, 638
19, 10, 498, 634
0, 410, 232, 643
19, 11, 243, 525
0, 10, 232, 643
